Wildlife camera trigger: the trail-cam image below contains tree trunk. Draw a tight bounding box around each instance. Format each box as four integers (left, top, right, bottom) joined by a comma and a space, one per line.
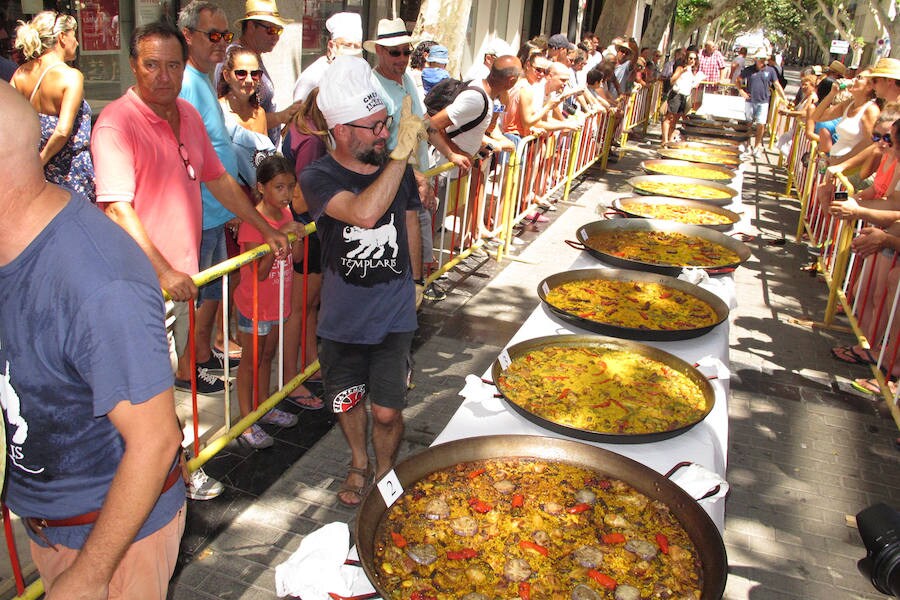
412, 0, 474, 76
642, 0, 678, 51
594, 0, 636, 47
889, 20, 900, 59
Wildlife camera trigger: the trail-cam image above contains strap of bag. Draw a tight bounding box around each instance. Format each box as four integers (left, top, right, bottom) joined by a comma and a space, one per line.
448, 86, 490, 139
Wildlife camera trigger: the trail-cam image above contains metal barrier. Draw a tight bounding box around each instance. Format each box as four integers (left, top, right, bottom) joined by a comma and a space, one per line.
1, 106, 614, 599
766, 93, 793, 158
615, 81, 662, 158
779, 125, 900, 428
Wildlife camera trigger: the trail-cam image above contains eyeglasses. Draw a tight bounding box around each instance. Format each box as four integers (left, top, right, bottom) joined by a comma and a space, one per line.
873, 132, 893, 146
234, 69, 263, 80
386, 47, 412, 58
178, 143, 197, 180
343, 115, 394, 136
190, 28, 234, 43
252, 21, 283, 36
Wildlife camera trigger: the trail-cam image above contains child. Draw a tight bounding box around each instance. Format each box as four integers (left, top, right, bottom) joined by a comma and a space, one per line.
235, 155, 304, 449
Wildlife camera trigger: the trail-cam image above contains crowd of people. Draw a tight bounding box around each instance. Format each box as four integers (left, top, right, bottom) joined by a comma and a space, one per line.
3, 4, 859, 597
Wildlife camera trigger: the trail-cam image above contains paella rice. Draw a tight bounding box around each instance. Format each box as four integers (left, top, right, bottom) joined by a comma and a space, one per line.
586, 230, 741, 269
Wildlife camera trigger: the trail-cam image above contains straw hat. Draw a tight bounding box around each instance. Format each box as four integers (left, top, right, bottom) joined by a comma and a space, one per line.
827, 60, 847, 76
234, 0, 292, 28
363, 18, 412, 53
869, 58, 900, 80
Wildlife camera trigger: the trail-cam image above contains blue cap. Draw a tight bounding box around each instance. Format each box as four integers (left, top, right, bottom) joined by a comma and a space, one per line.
428, 44, 450, 64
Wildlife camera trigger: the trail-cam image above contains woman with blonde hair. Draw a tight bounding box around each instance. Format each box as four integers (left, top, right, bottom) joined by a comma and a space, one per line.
12, 11, 94, 201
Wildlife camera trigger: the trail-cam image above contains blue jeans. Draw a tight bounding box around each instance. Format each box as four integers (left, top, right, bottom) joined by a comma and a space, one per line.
198, 226, 228, 304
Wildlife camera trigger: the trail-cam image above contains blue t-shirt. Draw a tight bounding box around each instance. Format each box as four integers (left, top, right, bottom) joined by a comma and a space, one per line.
741, 64, 778, 104
180, 64, 239, 230
0, 194, 184, 548
300, 155, 420, 344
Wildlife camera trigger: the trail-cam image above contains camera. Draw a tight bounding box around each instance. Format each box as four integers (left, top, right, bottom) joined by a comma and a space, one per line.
834, 191, 848, 202
857, 503, 900, 597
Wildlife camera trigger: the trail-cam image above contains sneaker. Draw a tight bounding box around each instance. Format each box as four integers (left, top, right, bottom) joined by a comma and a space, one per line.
753, 145, 763, 157
174, 366, 227, 395
187, 467, 225, 500
259, 408, 299, 428
239, 424, 274, 449
210, 347, 241, 371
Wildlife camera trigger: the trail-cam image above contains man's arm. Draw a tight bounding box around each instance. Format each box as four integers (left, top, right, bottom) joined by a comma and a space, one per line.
427, 110, 472, 172
405, 208, 422, 280
205, 173, 290, 256
101, 202, 197, 301
323, 159, 410, 228
45, 390, 182, 600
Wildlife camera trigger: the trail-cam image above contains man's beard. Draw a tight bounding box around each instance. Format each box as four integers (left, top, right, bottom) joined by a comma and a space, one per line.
356, 144, 389, 166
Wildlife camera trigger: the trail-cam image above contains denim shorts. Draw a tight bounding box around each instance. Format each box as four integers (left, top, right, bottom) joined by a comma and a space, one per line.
237, 309, 285, 336
318, 331, 415, 412
744, 101, 769, 125
814, 118, 840, 144
198, 226, 228, 303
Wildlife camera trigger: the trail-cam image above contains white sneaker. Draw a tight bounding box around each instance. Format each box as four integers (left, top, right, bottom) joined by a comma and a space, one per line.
187, 467, 225, 500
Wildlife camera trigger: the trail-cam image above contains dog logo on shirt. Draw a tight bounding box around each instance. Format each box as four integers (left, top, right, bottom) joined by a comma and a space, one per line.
340, 213, 403, 279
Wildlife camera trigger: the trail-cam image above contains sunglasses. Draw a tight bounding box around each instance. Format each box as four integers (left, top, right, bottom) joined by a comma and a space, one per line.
343, 115, 394, 136
535, 67, 549, 75
386, 47, 412, 58
873, 132, 893, 146
190, 28, 233, 43
234, 69, 263, 80
252, 21, 282, 36
178, 143, 197, 181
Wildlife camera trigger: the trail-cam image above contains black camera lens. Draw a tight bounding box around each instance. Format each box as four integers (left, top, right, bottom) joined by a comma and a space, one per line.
857, 503, 900, 597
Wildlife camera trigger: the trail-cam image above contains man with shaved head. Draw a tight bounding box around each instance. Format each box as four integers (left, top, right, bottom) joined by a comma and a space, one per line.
0, 80, 185, 599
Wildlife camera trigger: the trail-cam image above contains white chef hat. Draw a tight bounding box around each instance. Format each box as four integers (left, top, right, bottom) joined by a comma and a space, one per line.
326, 12, 362, 42
317, 56, 385, 129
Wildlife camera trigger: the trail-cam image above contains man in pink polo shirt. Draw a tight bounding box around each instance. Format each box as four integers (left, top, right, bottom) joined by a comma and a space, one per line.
92, 20, 289, 500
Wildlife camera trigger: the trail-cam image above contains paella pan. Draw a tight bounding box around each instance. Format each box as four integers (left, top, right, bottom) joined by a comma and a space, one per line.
574, 218, 751, 275
357, 435, 727, 600
613, 196, 741, 231
538, 267, 730, 341
657, 147, 741, 166
640, 159, 735, 182
627, 175, 736, 205
665, 141, 741, 155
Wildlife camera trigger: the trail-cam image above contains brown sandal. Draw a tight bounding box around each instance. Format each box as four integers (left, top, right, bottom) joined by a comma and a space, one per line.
337, 465, 372, 508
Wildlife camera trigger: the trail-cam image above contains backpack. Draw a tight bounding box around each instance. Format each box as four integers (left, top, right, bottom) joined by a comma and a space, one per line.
424, 78, 490, 139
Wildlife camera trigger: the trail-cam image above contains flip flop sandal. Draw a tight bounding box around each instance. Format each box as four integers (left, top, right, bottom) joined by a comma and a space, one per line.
831, 345, 876, 365
337, 465, 372, 508
851, 378, 882, 395
286, 392, 324, 410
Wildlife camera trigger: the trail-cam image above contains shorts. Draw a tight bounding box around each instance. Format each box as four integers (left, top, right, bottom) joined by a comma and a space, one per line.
31, 504, 185, 600
237, 309, 285, 336
293, 231, 323, 274
667, 92, 690, 115
318, 331, 415, 413
814, 118, 840, 143
198, 226, 228, 303
744, 101, 769, 125
165, 300, 190, 367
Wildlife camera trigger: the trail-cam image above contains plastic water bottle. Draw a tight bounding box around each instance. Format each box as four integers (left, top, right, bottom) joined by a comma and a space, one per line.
817, 152, 829, 176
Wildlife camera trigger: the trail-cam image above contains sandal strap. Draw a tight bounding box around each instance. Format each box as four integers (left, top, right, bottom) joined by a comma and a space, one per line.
347, 465, 370, 477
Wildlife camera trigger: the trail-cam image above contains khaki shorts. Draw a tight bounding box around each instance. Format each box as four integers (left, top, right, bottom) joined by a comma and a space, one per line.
31, 504, 186, 600
165, 300, 190, 372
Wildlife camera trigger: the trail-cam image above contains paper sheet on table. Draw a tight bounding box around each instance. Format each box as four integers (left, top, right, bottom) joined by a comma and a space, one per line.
679, 269, 738, 309
275, 521, 362, 598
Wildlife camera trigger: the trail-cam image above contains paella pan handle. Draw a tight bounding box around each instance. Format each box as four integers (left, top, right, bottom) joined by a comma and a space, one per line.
705, 266, 736, 276
565, 239, 587, 250
603, 209, 626, 219
664, 461, 723, 501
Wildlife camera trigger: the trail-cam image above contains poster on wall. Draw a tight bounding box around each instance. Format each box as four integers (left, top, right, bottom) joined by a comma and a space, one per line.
79, 0, 120, 51
136, 0, 165, 27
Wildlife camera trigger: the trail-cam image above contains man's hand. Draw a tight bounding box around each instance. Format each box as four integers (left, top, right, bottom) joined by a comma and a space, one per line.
449, 152, 472, 174
415, 170, 436, 211
391, 96, 426, 161
415, 282, 425, 310
160, 268, 198, 302
45, 566, 108, 600
829, 195, 860, 219
263, 226, 291, 260
852, 226, 887, 257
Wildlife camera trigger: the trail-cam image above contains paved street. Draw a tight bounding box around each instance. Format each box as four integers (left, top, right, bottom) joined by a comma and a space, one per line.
158, 128, 900, 599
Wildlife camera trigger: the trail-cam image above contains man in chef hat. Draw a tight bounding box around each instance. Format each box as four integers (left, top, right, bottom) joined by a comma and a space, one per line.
298, 56, 426, 508
292, 12, 363, 102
